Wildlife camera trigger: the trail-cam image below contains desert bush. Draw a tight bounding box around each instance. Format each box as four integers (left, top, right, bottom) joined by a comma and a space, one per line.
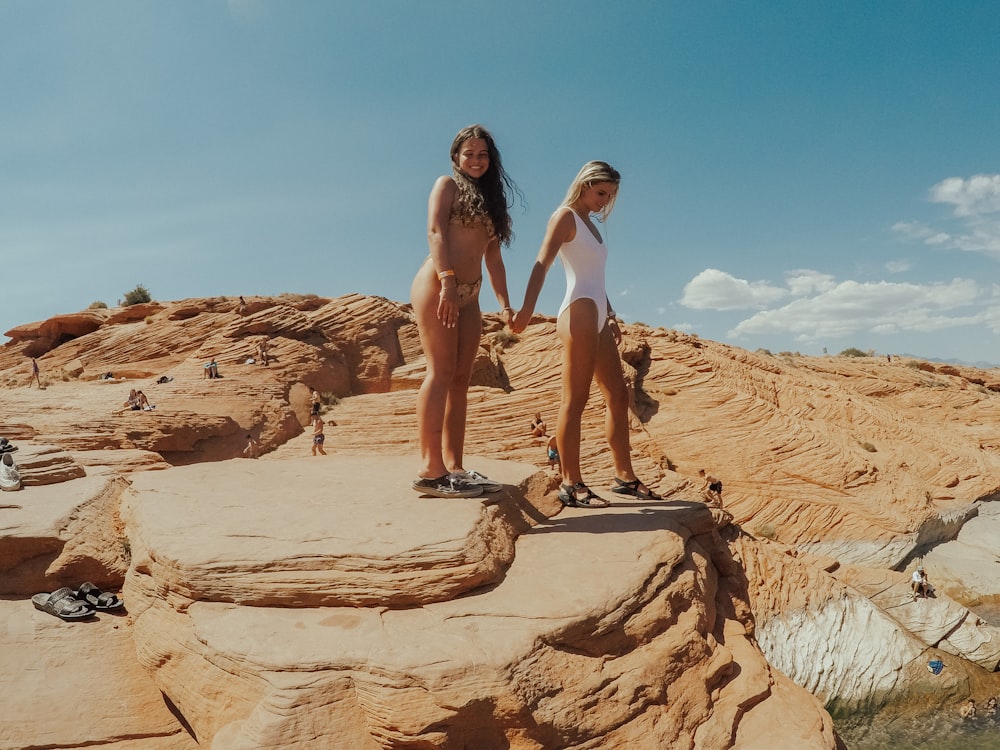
144, 316, 154, 325
123, 284, 152, 306
840, 347, 868, 358
753, 523, 778, 540
88, 300, 108, 309
320, 392, 340, 406
495, 329, 519, 346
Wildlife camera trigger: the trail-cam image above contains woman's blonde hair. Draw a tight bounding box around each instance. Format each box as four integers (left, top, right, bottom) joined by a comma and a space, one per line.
562, 161, 621, 221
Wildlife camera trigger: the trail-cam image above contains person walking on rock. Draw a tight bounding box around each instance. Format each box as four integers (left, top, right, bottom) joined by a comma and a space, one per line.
311, 414, 327, 456
410, 124, 517, 498
28, 357, 41, 388
243, 434, 259, 459
512, 161, 660, 509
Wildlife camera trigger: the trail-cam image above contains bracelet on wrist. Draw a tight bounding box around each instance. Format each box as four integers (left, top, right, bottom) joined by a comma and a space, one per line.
437, 269, 455, 281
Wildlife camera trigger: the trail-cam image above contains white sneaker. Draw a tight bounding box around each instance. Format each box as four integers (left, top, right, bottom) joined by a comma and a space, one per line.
411, 474, 483, 498
452, 470, 502, 493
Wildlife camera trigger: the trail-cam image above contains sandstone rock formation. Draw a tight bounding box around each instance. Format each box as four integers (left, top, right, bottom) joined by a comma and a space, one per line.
4, 293, 1000, 747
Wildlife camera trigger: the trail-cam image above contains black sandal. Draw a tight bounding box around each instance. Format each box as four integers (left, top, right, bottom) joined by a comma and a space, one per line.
559, 482, 611, 508
611, 477, 661, 500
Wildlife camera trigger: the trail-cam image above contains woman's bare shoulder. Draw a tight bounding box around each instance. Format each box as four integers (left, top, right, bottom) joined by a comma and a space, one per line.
432, 174, 458, 194
547, 206, 577, 239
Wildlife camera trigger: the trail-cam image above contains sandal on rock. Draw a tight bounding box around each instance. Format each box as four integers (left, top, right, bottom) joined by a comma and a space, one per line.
558, 483, 611, 508
31, 587, 96, 621
76, 582, 125, 611
611, 477, 662, 500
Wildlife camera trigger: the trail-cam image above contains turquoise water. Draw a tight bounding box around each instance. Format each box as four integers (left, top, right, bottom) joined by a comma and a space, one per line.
837, 713, 999, 749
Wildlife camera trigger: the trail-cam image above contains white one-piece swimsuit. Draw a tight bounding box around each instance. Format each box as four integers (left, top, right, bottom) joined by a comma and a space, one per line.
557, 210, 609, 331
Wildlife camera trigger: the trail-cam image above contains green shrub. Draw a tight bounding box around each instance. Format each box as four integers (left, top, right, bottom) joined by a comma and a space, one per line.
840, 347, 868, 357
88, 300, 108, 309
123, 284, 152, 306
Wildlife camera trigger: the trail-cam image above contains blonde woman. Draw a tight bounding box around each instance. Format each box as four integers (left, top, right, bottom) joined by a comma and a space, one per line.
513, 161, 659, 507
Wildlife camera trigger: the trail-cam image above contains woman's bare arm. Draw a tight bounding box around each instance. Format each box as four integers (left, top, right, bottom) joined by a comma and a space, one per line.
512, 207, 576, 332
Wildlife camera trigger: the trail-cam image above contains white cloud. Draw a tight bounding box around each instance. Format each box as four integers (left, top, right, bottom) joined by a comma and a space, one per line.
894, 175, 1000, 258
680, 268, 787, 311
729, 278, 983, 340
885, 259, 911, 273
930, 174, 1000, 217
786, 269, 837, 296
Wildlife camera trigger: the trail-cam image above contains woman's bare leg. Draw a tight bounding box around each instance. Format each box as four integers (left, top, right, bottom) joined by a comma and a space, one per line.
412, 271, 458, 479
593, 324, 639, 484
556, 300, 600, 487
443, 302, 481, 471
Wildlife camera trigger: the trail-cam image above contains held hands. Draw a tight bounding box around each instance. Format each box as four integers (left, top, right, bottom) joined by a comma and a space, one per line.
511, 308, 531, 334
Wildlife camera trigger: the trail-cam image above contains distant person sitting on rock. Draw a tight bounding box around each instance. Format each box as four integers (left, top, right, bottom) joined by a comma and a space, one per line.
243, 434, 259, 459
911, 566, 933, 600
257, 338, 270, 366
699, 469, 723, 507
984, 696, 997, 716
237, 295, 247, 315
136, 391, 153, 410
115, 389, 140, 413
204, 359, 220, 379
531, 412, 547, 437
959, 698, 976, 719
311, 414, 327, 456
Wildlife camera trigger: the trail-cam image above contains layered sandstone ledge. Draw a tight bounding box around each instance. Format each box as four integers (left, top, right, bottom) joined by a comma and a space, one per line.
119, 456, 838, 749
5, 293, 1000, 747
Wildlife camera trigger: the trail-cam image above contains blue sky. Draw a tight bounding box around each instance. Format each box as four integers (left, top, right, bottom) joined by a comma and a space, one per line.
3, 1, 999, 364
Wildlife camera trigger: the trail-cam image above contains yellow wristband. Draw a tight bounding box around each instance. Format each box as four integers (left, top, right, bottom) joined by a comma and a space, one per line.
437, 270, 455, 280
